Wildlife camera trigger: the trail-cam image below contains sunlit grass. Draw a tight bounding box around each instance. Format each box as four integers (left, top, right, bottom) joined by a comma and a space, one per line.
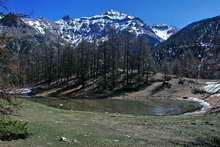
0, 99, 219, 147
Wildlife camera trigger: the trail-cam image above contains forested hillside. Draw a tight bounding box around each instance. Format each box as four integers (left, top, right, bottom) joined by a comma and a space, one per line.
154, 15, 220, 79
23, 31, 155, 97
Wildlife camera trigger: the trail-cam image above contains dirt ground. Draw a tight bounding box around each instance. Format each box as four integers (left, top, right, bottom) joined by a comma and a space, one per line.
111, 74, 220, 110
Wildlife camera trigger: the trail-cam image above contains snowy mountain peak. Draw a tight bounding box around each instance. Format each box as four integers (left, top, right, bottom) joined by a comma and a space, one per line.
76, 10, 136, 21
103, 10, 125, 16
21, 10, 178, 46
101, 10, 133, 20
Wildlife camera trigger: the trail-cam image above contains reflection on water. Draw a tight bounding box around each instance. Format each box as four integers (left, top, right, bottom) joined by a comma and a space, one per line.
29, 97, 202, 116
152, 106, 178, 116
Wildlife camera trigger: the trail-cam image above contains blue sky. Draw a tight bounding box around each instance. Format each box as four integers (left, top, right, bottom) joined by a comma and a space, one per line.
5, 0, 220, 28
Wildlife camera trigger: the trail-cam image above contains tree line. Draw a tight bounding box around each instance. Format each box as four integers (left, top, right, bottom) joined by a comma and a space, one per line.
156, 36, 220, 79
19, 31, 154, 91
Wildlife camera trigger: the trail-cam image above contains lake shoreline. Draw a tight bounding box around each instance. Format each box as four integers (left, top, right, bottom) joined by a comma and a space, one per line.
178, 97, 211, 115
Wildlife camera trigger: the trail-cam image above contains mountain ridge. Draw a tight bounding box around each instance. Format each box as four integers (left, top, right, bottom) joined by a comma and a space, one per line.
21, 10, 178, 46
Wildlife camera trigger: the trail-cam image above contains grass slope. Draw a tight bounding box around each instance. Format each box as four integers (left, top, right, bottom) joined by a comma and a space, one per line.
0, 99, 220, 147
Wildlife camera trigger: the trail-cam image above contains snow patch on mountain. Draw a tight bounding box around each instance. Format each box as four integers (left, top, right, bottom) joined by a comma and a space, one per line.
150, 24, 178, 40
23, 18, 58, 34
22, 10, 178, 46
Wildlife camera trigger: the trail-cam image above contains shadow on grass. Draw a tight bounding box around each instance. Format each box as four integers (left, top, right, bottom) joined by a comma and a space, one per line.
171, 136, 220, 147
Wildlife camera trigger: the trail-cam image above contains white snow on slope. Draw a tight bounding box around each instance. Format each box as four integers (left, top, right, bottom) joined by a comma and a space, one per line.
150, 24, 178, 40
22, 10, 178, 45
152, 29, 172, 40
23, 18, 58, 35
204, 82, 220, 93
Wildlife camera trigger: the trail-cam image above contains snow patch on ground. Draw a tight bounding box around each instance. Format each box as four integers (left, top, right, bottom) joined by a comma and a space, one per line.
204, 82, 220, 93
20, 88, 32, 94
0, 88, 32, 94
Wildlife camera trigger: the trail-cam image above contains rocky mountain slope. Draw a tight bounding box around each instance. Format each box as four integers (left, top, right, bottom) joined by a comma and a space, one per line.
22, 10, 178, 47
154, 15, 220, 61
0, 14, 63, 54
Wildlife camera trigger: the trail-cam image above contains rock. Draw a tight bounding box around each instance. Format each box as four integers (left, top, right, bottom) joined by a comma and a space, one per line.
59, 136, 71, 143
191, 122, 196, 125
143, 122, 148, 125
59, 136, 68, 142
73, 139, 79, 143
59, 104, 64, 107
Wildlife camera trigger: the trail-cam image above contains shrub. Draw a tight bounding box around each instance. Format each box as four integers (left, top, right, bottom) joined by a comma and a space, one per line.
192, 88, 207, 94
178, 79, 185, 85
0, 94, 24, 118
0, 120, 30, 141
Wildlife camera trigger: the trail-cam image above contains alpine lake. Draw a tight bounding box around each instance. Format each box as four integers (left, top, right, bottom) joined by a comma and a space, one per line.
29, 97, 202, 116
